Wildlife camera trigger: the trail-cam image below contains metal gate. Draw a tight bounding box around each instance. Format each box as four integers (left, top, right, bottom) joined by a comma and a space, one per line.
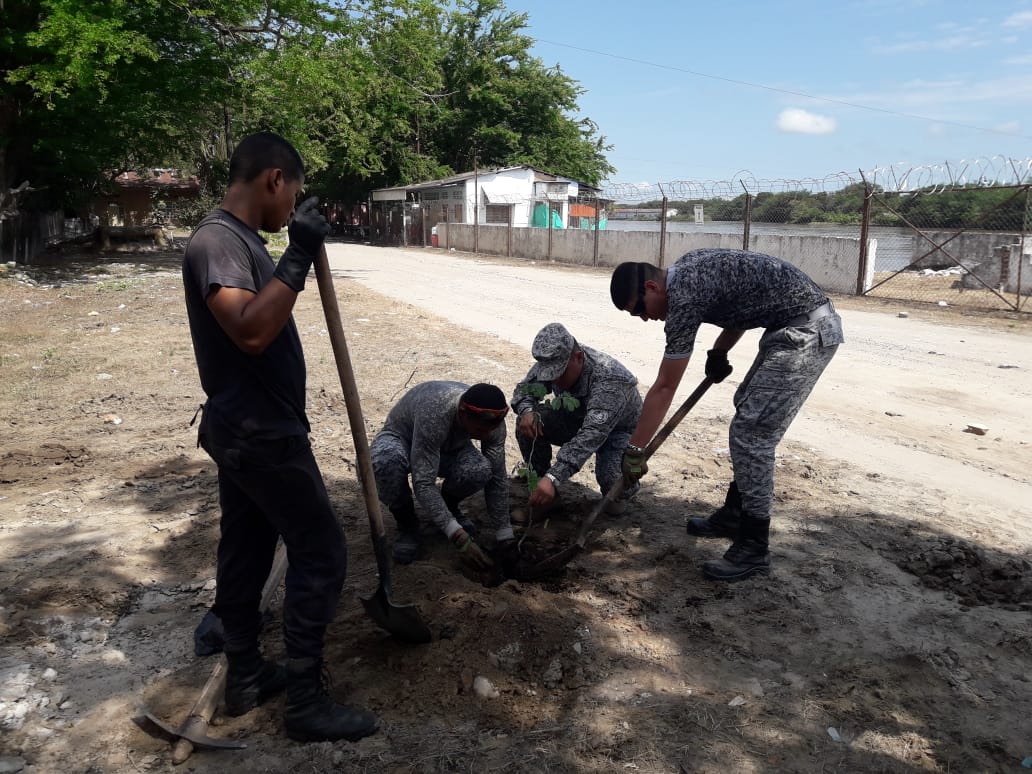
860, 183, 1030, 312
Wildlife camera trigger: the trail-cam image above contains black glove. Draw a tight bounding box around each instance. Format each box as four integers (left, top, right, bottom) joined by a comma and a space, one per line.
273, 196, 328, 292
705, 349, 733, 383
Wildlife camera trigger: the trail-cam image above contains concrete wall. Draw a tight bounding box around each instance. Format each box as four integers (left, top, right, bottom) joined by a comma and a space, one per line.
437, 223, 862, 295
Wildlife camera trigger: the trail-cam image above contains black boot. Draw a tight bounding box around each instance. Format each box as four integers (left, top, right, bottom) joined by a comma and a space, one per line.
224, 647, 287, 717
686, 481, 742, 538
284, 657, 380, 743
702, 514, 771, 582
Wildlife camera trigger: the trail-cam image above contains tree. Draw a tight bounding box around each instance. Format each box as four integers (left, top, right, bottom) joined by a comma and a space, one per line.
3, 0, 613, 221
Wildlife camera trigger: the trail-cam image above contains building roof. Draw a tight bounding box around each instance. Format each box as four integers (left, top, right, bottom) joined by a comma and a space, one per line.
374, 165, 600, 196
114, 169, 200, 191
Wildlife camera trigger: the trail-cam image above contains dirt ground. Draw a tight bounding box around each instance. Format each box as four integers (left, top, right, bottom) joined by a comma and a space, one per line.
1, 242, 1030, 774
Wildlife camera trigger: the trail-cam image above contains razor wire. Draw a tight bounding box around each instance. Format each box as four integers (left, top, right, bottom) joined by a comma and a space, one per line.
599, 156, 1032, 203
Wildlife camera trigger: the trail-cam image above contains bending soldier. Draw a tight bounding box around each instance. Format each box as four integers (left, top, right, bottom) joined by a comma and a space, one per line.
610, 249, 843, 582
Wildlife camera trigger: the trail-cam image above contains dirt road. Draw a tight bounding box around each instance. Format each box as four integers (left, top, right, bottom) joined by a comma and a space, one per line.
328, 243, 1032, 540
1, 245, 1030, 773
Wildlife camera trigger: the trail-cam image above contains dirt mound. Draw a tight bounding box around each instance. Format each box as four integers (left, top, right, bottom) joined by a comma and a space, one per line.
899, 536, 1032, 609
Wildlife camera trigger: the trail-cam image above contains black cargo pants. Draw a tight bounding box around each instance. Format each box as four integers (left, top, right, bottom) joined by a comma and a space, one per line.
199, 415, 346, 660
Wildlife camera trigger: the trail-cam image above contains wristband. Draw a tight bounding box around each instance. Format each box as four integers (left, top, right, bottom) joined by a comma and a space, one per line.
626, 444, 645, 456
544, 472, 559, 486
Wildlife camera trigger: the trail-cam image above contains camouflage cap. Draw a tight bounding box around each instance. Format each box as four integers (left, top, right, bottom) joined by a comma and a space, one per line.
532, 323, 576, 382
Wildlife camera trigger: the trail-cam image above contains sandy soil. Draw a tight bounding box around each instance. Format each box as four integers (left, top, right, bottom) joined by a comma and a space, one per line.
0, 241, 1030, 773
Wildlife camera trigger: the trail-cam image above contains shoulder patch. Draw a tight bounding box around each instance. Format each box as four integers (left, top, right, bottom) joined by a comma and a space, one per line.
587, 409, 610, 424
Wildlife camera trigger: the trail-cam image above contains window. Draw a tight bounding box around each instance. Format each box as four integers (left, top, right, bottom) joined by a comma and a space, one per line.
485, 205, 510, 224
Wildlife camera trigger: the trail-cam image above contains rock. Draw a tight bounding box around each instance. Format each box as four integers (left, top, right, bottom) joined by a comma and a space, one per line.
0, 757, 27, 773
898, 312, 909, 318
101, 414, 122, 425
728, 695, 747, 707
827, 726, 843, 743
472, 676, 499, 699
542, 658, 563, 686
998, 364, 1019, 369
42, 668, 57, 681
964, 424, 989, 436
937, 301, 948, 307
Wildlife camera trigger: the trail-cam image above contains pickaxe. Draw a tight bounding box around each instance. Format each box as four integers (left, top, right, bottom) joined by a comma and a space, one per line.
134, 542, 288, 764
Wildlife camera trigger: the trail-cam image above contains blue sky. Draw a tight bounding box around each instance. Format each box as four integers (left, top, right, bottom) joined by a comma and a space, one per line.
505, 0, 1032, 190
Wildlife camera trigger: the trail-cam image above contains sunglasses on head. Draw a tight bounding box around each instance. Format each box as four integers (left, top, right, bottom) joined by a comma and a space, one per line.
461, 402, 509, 424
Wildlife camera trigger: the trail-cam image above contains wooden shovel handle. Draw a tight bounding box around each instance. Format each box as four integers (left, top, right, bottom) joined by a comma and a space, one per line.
312, 246, 388, 542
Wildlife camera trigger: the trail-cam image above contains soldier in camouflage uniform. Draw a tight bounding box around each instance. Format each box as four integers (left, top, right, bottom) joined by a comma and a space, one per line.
370, 381, 513, 569
610, 249, 844, 582
510, 323, 643, 513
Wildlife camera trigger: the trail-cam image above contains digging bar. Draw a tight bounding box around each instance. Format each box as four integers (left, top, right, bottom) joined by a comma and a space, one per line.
313, 246, 432, 644
522, 377, 715, 578
134, 541, 289, 764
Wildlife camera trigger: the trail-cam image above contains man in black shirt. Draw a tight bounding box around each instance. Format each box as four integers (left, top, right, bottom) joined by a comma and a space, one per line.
610, 249, 844, 582
182, 131, 377, 742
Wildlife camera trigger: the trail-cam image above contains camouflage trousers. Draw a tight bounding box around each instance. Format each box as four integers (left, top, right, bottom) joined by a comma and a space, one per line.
516, 404, 631, 496
730, 313, 843, 521
369, 431, 491, 525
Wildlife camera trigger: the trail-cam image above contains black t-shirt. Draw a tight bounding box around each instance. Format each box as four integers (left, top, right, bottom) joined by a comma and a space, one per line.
182, 209, 309, 439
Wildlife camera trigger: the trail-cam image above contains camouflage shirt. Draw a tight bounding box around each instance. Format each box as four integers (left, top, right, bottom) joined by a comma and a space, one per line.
379, 381, 508, 535
511, 345, 642, 483
664, 248, 828, 359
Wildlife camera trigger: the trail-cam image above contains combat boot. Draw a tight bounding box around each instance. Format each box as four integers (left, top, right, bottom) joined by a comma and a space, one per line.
284, 657, 380, 743
224, 646, 287, 717
702, 514, 771, 582
686, 481, 741, 538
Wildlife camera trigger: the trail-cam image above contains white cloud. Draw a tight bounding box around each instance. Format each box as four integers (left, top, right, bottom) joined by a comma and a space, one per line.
776, 108, 838, 135
1005, 53, 1032, 65
995, 120, 1021, 134
873, 33, 990, 53
1004, 11, 1032, 28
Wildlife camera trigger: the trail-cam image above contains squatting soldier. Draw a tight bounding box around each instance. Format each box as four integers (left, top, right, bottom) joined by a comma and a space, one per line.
511, 323, 643, 513
370, 381, 513, 569
610, 249, 844, 582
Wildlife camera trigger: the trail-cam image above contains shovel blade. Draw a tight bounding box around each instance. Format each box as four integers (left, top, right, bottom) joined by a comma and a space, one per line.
360, 585, 432, 644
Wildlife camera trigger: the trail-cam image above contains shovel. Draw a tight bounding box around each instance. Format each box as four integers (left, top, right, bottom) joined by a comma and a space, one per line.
520, 377, 715, 579
314, 246, 432, 644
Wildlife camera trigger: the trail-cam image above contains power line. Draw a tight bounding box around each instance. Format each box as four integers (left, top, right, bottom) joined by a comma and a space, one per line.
533, 37, 1032, 141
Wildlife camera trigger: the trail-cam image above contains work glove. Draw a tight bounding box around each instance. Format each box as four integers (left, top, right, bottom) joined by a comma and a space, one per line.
451, 528, 494, 571
273, 196, 329, 292
621, 447, 648, 488
705, 349, 733, 383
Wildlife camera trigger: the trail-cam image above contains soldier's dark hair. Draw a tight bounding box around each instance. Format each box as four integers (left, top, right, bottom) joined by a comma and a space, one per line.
460, 383, 507, 411
610, 261, 662, 310
228, 131, 305, 184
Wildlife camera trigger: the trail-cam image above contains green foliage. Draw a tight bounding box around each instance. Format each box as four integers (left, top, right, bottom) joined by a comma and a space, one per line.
616, 180, 1026, 230
3, 0, 613, 212
517, 382, 580, 412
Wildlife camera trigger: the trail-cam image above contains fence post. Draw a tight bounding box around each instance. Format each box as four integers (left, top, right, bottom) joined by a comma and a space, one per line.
856, 185, 873, 295
659, 196, 668, 268
742, 189, 752, 250
1019, 186, 1030, 311
506, 206, 513, 257
592, 195, 600, 267
547, 198, 553, 261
